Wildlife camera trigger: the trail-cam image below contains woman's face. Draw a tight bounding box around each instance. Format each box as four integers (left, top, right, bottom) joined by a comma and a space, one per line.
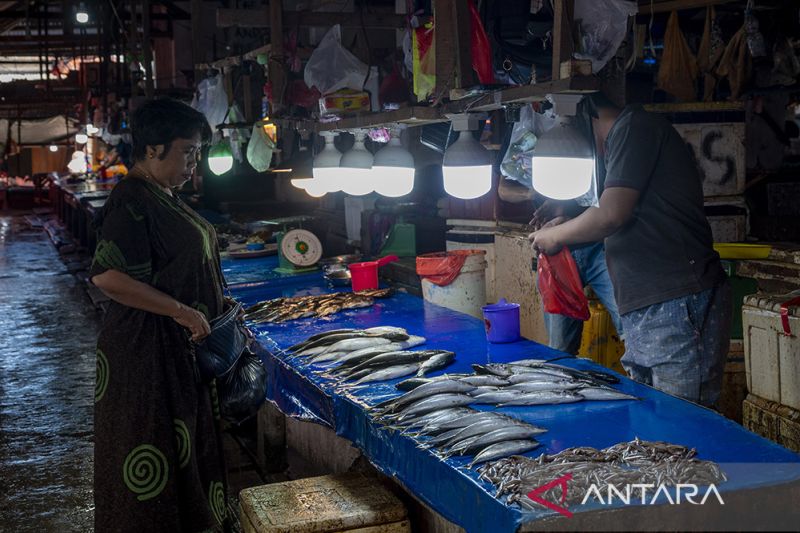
148, 133, 202, 188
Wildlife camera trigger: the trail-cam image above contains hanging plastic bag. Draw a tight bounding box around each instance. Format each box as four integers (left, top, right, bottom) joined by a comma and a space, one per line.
217, 348, 268, 424
501, 105, 557, 190
537, 247, 590, 321
697, 6, 725, 102
193, 74, 229, 128
247, 123, 276, 172
574, 0, 638, 73
657, 11, 698, 102
412, 22, 436, 100
225, 103, 249, 163
304, 24, 368, 95
469, 0, 494, 84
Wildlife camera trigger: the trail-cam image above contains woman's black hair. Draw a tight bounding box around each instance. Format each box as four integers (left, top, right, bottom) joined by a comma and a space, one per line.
130, 98, 212, 161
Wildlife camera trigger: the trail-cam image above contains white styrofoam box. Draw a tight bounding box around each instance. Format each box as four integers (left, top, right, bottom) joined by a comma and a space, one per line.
743, 292, 800, 410
672, 122, 745, 197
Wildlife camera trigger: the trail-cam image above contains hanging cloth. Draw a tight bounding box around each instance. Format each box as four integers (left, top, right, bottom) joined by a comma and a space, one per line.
697, 6, 725, 101
657, 11, 698, 102
716, 26, 751, 100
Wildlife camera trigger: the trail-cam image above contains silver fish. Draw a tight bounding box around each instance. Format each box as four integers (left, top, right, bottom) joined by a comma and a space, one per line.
439, 417, 531, 449
577, 387, 638, 402
458, 375, 510, 387
417, 351, 455, 377
509, 381, 583, 392
318, 337, 393, 357
420, 411, 507, 432
396, 393, 476, 419
458, 426, 548, 456
352, 363, 421, 385
498, 391, 584, 406
468, 439, 541, 467
376, 380, 475, 413
471, 390, 523, 404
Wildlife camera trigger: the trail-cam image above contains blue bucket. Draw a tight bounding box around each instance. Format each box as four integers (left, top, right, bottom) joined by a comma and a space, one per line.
481, 298, 521, 343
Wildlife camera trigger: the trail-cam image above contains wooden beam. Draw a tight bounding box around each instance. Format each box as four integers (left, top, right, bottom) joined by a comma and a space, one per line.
638, 0, 735, 14
433, 0, 475, 100
191, 0, 203, 81
268, 0, 286, 114
216, 8, 407, 30
142, 0, 154, 98
551, 0, 575, 81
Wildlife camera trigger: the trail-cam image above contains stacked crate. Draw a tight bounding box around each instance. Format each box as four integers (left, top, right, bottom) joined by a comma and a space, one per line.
742, 293, 800, 452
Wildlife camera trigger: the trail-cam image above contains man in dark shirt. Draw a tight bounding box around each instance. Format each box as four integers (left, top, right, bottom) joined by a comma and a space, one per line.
529, 94, 731, 407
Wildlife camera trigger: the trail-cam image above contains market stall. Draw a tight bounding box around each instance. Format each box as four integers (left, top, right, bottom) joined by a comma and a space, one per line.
223, 257, 800, 531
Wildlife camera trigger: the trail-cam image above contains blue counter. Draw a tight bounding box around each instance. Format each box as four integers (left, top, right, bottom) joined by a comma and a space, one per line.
223, 260, 800, 532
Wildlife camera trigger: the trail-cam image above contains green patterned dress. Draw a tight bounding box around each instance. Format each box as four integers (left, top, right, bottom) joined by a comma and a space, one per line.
91, 177, 228, 532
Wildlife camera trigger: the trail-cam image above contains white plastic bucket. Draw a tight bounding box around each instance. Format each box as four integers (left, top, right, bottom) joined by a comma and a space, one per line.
420, 250, 487, 318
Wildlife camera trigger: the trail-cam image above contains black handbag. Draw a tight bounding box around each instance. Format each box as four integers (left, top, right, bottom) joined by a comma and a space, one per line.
194, 302, 267, 423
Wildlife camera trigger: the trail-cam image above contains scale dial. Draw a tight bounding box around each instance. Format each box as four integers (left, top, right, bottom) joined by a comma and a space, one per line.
280, 229, 323, 267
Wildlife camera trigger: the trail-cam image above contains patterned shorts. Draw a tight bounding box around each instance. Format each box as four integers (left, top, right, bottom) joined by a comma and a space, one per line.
620, 281, 732, 407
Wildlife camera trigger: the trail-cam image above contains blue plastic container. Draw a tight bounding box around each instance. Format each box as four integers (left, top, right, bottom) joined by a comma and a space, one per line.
481, 299, 521, 343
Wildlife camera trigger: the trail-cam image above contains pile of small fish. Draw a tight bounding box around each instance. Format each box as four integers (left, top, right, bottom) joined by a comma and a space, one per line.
244, 288, 393, 323
390, 360, 637, 408
478, 438, 727, 510
287, 327, 455, 385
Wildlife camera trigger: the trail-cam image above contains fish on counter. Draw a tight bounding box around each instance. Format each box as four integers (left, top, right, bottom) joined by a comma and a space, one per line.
244, 288, 394, 323
477, 438, 727, 510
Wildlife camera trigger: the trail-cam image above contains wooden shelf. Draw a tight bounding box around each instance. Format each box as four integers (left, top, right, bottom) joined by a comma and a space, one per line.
274, 76, 598, 133
444, 76, 598, 114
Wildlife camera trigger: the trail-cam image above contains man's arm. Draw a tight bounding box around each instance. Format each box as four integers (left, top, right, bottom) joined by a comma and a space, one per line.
528, 187, 640, 254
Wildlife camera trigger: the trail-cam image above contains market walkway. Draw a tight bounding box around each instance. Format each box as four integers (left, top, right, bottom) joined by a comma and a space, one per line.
0, 214, 98, 532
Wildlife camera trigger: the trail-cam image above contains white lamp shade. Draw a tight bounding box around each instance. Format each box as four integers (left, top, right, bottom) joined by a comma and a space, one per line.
531, 116, 594, 200
76, 11, 89, 23
291, 178, 327, 197
373, 136, 414, 197
339, 133, 374, 196
313, 133, 342, 191
208, 155, 233, 175
442, 130, 492, 199
75, 133, 88, 144
48, 145, 59, 152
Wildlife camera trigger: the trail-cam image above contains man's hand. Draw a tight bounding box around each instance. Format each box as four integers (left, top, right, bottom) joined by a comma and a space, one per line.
528, 226, 563, 256
529, 200, 565, 229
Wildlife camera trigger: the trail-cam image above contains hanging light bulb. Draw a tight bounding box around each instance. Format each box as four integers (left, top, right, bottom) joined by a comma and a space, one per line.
86, 124, 100, 136
531, 94, 594, 200
208, 139, 234, 175
339, 130, 373, 196
312, 131, 342, 193
76, 2, 89, 24
48, 144, 59, 152
442, 114, 492, 199
67, 151, 88, 173
75, 133, 88, 145
373, 129, 414, 197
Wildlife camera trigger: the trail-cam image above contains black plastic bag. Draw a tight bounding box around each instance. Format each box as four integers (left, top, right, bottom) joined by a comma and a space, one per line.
217, 348, 268, 424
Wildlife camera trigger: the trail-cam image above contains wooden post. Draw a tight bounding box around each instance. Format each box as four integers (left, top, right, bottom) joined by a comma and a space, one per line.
433, 0, 475, 100
142, 0, 154, 98
551, 0, 574, 82
268, 0, 286, 115
191, 0, 203, 83
129, 0, 139, 97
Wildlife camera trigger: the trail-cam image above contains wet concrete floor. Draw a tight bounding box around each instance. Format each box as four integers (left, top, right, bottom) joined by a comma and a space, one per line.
0, 215, 99, 531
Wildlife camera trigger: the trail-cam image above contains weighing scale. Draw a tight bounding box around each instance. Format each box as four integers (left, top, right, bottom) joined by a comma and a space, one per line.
262, 216, 323, 274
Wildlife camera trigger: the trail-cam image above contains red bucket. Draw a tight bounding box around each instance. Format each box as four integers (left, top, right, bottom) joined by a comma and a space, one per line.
348, 255, 399, 291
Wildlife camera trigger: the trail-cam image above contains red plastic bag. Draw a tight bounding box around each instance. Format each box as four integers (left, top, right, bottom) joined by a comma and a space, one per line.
537, 247, 590, 321
417, 250, 484, 287
469, 0, 495, 84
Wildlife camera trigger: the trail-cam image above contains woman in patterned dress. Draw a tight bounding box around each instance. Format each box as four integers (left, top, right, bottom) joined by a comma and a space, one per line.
91, 99, 229, 532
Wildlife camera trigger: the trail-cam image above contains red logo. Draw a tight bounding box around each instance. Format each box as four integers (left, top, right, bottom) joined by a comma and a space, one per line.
527, 473, 573, 518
